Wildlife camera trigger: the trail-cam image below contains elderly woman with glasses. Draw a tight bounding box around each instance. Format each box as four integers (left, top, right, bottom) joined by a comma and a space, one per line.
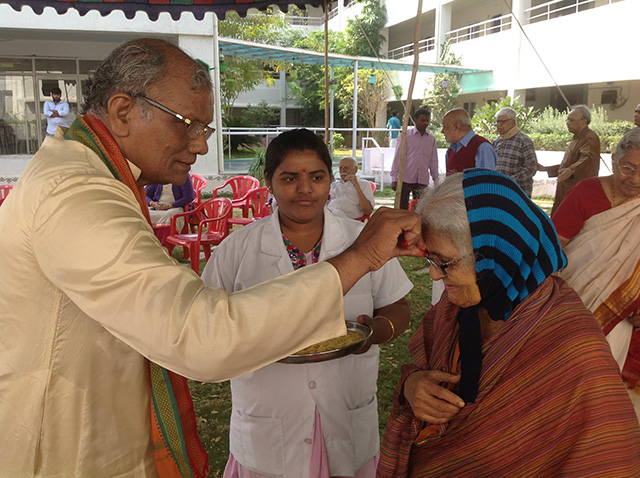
553, 128, 640, 420
377, 169, 640, 478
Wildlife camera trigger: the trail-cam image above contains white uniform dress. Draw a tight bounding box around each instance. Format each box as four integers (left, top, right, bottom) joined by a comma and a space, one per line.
202, 208, 413, 477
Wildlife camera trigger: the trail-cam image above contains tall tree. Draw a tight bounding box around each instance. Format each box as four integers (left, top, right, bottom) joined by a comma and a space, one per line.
336, 69, 390, 129
290, 0, 388, 125
218, 10, 291, 113
421, 42, 462, 128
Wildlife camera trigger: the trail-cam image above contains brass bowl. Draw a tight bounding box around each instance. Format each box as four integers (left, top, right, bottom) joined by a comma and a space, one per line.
278, 321, 373, 364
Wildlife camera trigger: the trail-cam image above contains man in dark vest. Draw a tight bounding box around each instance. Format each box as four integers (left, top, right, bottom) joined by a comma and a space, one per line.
442, 108, 498, 175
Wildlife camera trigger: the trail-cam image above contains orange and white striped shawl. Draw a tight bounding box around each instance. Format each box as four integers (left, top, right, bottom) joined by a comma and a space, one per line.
378, 276, 640, 478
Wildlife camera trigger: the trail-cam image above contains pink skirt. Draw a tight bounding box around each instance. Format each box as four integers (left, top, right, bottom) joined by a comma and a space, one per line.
223, 407, 378, 478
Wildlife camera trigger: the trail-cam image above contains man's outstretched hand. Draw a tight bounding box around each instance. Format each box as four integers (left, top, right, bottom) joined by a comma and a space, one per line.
327, 207, 425, 294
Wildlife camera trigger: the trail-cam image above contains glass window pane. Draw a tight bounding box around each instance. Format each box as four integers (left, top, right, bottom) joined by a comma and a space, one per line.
0, 58, 33, 75
0, 74, 39, 156
79, 60, 102, 76
35, 59, 77, 75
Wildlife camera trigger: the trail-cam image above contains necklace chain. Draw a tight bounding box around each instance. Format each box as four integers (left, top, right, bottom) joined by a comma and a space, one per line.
611, 182, 640, 207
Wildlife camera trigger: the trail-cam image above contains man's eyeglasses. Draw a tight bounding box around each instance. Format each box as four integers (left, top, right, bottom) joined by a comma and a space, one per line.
496, 119, 512, 124
134, 95, 215, 140
425, 252, 473, 276
618, 164, 640, 178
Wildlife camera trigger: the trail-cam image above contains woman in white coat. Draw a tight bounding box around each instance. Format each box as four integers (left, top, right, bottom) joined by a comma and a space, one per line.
202, 128, 413, 478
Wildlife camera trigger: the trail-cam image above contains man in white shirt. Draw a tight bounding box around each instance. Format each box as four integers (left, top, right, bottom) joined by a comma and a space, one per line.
328, 157, 375, 219
43, 86, 70, 136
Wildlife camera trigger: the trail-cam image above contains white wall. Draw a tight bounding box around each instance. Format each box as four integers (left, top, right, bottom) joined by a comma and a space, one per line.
0, 5, 221, 178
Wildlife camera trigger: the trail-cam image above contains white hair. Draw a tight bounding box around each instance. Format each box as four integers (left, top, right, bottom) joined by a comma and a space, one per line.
571, 104, 591, 124
417, 173, 473, 257
495, 107, 517, 121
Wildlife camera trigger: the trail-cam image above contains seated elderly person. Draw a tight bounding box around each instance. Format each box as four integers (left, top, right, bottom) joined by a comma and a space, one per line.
328, 156, 375, 219
145, 175, 195, 230
378, 169, 640, 478
553, 128, 640, 420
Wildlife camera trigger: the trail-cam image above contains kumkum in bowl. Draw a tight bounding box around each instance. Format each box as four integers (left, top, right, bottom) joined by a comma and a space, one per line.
279, 321, 373, 364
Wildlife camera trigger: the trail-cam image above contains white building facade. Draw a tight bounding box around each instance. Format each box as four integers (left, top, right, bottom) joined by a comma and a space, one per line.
381, 0, 638, 120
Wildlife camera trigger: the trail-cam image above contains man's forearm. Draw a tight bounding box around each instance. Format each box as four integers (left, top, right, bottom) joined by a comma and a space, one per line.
327, 247, 371, 294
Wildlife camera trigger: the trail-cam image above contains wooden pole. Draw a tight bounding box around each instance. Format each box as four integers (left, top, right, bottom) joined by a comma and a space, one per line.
394, 0, 423, 209
324, 0, 330, 145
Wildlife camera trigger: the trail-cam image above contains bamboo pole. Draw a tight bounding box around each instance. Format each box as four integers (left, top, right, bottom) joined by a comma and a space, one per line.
394, 0, 423, 209
324, 0, 330, 145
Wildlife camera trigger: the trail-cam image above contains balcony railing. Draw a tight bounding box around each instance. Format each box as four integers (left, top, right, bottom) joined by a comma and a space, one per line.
525, 0, 623, 24
328, 0, 358, 20
446, 14, 513, 44
285, 16, 324, 27
386, 37, 435, 60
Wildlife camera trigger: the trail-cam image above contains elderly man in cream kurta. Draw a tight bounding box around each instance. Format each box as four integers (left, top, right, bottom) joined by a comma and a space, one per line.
0, 39, 425, 477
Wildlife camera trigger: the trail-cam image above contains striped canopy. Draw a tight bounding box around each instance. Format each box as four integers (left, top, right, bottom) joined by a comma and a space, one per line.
2, 0, 341, 21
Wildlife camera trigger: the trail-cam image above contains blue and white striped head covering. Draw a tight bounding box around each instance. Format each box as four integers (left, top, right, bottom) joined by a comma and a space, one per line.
463, 168, 567, 321
457, 169, 566, 402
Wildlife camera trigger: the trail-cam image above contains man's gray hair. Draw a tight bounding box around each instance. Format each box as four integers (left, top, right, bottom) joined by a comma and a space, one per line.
445, 108, 472, 127
341, 156, 358, 168
416, 173, 473, 257
572, 104, 591, 124
495, 107, 517, 121
613, 128, 640, 164
81, 38, 212, 116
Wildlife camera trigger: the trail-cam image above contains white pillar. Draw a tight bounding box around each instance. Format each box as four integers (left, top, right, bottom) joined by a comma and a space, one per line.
280, 70, 287, 126
178, 27, 221, 182
507, 0, 531, 103
352, 60, 358, 158
434, 0, 452, 60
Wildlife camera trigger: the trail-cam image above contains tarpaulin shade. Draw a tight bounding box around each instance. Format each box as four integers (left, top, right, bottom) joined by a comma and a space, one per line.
2, 0, 343, 21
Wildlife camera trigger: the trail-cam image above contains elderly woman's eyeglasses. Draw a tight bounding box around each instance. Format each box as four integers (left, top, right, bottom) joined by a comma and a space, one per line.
618, 164, 640, 178
425, 252, 473, 276
134, 95, 215, 140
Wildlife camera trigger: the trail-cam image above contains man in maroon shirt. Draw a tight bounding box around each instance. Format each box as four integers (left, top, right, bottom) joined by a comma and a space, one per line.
442, 108, 497, 175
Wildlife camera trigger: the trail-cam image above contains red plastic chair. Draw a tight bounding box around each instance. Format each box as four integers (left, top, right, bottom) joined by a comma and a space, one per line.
187, 173, 208, 232
212, 175, 260, 218
227, 187, 271, 228
354, 181, 377, 223
0, 184, 13, 206
165, 197, 232, 274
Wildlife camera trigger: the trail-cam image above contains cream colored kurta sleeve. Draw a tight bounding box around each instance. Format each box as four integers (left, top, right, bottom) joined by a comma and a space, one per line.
19, 138, 346, 381
33, 174, 345, 381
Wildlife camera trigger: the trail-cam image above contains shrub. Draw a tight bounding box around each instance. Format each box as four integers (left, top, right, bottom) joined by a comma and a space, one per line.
333, 132, 345, 149
247, 151, 266, 185
471, 96, 538, 136
528, 133, 572, 151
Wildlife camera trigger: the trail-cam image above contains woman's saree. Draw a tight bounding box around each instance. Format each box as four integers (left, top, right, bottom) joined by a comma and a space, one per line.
561, 196, 640, 414
378, 277, 640, 477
